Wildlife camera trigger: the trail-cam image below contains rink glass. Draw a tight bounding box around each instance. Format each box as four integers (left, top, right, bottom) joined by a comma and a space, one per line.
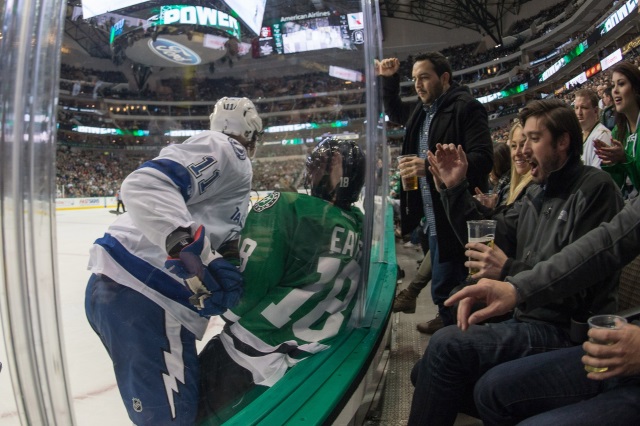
584, 314, 627, 373
466, 220, 497, 275
0, 0, 384, 423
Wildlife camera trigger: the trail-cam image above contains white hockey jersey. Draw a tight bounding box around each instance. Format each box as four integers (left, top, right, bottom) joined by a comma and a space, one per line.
88, 130, 252, 339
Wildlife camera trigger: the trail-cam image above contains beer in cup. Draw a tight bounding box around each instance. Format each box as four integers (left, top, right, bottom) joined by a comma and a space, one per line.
584, 314, 627, 373
466, 220, 497, 275
397, 154, 419, 191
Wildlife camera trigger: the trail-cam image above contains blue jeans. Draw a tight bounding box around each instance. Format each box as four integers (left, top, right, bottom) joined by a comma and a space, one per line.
428, 234, 466, 325
474, 345, 640, 426
407, 320, 574, 426
410, 225, 421, 244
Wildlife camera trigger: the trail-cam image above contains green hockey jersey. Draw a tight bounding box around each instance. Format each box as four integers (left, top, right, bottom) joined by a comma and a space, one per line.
219, 191, 364, 386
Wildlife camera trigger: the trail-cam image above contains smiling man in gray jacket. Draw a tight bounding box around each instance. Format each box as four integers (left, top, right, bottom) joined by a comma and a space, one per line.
448, 172, 640, 425
407, 98, 624, 425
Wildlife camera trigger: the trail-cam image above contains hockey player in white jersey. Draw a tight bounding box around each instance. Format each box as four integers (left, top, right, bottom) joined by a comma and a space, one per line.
197, 138, 366, 424
85, 97, 262, 425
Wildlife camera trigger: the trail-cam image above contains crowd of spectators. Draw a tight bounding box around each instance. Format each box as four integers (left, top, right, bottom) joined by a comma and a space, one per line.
54, 0, 635, 198
490, 124, 511, 144
57, 48, 640, 198
60, 74, 366, 131
56, 147, 145, 198
53, 52, 609, 199
55, 147, 309, 198
59, 0, 612, 114
251, 158, 306, 192
56, 0, 619, 144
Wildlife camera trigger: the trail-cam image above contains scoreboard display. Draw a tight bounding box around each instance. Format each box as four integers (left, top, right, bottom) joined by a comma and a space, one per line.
254, 11, 364, 57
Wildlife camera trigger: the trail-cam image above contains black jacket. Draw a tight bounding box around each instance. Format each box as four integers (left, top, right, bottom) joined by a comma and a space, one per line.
382, 74, 494, 261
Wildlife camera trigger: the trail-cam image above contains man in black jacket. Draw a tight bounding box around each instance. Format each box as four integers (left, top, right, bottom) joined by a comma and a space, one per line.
377, 52, 493, 332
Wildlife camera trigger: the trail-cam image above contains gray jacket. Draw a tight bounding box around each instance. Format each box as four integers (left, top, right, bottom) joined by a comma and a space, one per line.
442, 157, 624, 329
509, 193, 640, 318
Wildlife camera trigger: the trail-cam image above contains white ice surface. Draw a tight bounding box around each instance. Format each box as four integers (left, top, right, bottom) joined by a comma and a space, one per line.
0, 208, 224, 425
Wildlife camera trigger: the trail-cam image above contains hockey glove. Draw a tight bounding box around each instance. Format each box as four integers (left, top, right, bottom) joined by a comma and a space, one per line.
165, 225, 243, 316
217, 238, 240, 266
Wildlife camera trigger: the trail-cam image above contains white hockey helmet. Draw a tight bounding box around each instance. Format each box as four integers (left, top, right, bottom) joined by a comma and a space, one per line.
209, 97, 263, 152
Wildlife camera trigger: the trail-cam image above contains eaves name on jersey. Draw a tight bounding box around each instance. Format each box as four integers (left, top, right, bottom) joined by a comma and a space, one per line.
220, 191, 365, 386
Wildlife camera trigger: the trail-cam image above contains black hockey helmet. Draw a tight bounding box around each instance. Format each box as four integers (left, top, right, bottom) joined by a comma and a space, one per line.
305, 137, 366, 209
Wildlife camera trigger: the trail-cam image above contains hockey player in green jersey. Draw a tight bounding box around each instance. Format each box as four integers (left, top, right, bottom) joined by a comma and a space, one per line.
197, 137, 366, 423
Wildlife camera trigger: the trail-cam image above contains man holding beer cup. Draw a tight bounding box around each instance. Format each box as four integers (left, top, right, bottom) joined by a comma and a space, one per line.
377, 51, 494, 334
449, 191, 640, 425
405, 99, 624, 425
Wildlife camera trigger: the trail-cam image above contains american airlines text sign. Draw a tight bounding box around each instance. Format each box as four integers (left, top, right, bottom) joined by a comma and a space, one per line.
151, 5, 241, 39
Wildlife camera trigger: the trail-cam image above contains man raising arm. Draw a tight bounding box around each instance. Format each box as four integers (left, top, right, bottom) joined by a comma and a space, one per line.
377, 52, 493, 333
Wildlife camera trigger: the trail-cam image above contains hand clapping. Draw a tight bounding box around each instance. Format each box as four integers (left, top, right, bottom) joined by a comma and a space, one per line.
427, 143, 468, 188
594, 138, 625, 165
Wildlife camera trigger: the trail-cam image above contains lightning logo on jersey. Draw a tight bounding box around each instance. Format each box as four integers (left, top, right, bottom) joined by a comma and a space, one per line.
228, 137, 248, 160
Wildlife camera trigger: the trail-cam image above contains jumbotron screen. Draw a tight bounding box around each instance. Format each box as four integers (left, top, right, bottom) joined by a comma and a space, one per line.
255, 11, 364, 57
82, 0, 266, 37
